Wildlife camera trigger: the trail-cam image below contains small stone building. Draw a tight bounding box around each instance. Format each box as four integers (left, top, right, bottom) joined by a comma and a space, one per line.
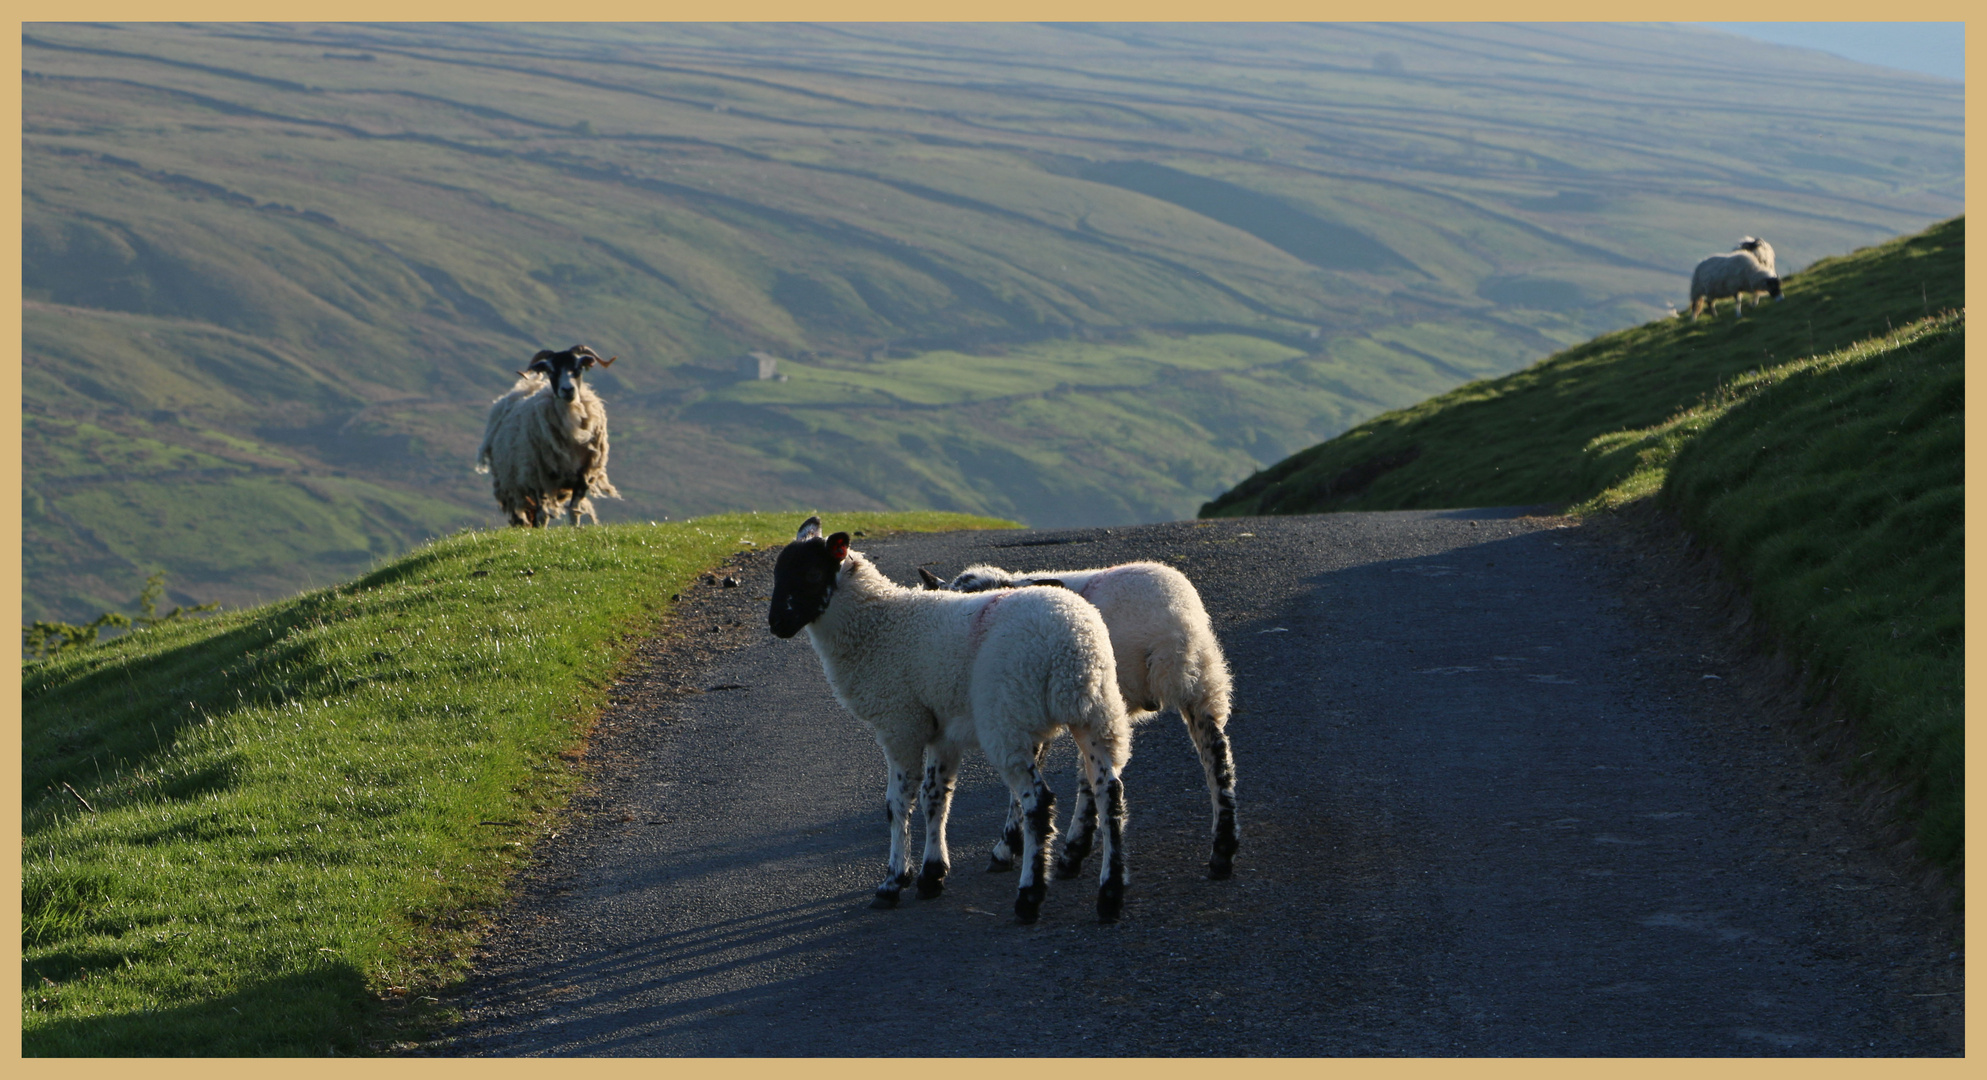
738, 351, 781, 380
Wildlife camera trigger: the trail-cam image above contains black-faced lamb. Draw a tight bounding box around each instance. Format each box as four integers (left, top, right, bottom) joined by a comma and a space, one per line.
770, 517, 1133, 923
1688, 246, 1782, 321
475, 345, 620, 526
920, 560, 1239, 880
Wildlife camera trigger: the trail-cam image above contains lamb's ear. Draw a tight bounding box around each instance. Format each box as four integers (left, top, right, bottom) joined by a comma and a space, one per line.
796, 516, 823, 542
826, 532, 850, 562
1031, 578, 1069, 591
917, 567, 944, 590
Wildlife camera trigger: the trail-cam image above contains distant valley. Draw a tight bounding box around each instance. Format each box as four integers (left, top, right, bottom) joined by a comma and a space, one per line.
21, 22, 1963, 622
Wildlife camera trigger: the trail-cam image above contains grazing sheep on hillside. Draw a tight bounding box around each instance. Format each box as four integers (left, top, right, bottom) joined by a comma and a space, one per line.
771, 517, 1134, 923
1734, 236, 1779, 310
475, 345, 620, 526
921, 561, 1239, 880
1689, 248, 1782, 321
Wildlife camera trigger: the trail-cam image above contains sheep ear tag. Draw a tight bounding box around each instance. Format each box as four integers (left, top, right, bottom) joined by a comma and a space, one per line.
796, 516, 823, 542
827, 533, 850, 562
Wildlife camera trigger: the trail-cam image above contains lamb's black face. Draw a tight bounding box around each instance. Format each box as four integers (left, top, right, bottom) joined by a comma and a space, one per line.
1763, 277, 1783, 299
769, 517, 850, 638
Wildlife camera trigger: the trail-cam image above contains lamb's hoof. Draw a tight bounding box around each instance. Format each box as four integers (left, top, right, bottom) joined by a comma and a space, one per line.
1014, 883, 1047, 924
916, 866, 947, 899
987, 854, 1015, 873
1210, 832, 1238, 879
870, 888, 901, 909
1097, 880, 1125, 923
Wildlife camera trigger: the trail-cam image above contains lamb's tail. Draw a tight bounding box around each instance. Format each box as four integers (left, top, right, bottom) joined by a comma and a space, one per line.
1067, 665, 1132, 772
1143, 626, 1233, 730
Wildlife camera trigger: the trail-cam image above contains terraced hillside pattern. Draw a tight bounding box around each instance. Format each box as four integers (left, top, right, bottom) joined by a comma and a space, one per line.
22, 22, 1963, 623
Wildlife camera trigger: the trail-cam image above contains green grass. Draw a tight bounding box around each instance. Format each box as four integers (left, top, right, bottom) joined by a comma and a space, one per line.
1609, 314, 1961, 875
21, 510, 1012, 1056
1202, 217, 1963, 517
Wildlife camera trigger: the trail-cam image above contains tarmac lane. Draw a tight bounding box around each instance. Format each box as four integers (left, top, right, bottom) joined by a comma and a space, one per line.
428, 511, 1961, 1056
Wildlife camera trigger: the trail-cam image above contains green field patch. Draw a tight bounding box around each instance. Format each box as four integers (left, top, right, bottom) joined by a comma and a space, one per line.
712, 332, 1306, 408
25, 414, 245, 480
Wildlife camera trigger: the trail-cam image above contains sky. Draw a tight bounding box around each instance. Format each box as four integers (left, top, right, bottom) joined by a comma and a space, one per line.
1691, 23, 1964, 81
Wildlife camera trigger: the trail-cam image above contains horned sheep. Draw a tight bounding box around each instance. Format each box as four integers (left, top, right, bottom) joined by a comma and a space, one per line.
770, 517, 1134, 923
922, 560, 1239, 880
475, 345, 620, 526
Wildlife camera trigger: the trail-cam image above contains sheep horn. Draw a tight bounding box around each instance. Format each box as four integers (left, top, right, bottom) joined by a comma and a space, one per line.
530, 350, 557, 363
597, 355, 616, 367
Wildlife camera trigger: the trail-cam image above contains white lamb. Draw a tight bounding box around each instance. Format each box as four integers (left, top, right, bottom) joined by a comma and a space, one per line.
770, 517, 1134, 923
922, 560, 1239, 880
1688, 246, 1782, 321
475, 345, 620, 526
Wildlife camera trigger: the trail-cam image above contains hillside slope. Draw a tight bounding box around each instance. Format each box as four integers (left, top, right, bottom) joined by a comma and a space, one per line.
22, 22, 1963, 622
1201, 217, 1964, 516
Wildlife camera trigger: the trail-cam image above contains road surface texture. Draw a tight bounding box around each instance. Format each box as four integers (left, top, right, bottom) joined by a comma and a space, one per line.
428, 511, 1961, 1056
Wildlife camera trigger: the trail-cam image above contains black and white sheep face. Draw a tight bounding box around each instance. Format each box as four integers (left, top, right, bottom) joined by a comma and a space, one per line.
526, 345, 612, 404
918, 566, 1068, 594
769, 516, 851, 639
946, 568, 1013, 593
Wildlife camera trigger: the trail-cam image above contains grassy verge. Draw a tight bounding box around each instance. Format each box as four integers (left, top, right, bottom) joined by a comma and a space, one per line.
21, 511, 1013, 1056
1574, 313, 1962, 882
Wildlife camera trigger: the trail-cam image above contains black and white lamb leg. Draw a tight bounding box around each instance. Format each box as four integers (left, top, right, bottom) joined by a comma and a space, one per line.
1074, 728, 1130, 922
1183, 703, 1240, 880
988, 742, 1047, 872
1052, 780, 1098, 879
1013, 776, 1057, 924
872, 763, 917, 908
988, 796, 1023, 872
1095, 774, 1129, 922
916, 746, 961, 899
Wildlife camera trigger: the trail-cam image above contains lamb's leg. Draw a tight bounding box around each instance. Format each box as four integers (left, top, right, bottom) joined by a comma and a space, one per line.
1052, 779, 1098, 880
871, 757, 918, 909
566, 478, 589, 526
1073, 728, 1130, 923
1183, 701, 1240, 880
916, 744, 962, 899
988, 795, 1023, 872
984, 734, 1057, 923
1014, 766, 1056, 924
988, 742, 1049, 872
